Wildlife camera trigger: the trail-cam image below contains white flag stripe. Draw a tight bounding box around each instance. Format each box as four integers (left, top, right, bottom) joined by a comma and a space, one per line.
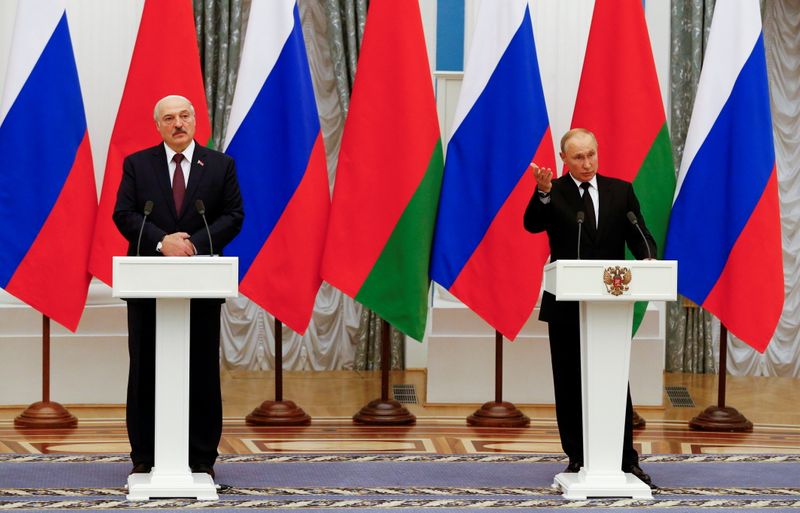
448, 0, 527, 141
0, 0, 67, 123
675, 0, 763, 196
224, 0, 295, 150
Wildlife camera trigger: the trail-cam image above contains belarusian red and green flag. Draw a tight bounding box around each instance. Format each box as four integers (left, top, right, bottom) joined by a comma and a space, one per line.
320, 1, 443, 342
571, 0, 676, 332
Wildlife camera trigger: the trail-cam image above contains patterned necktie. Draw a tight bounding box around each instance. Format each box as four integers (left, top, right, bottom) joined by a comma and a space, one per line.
172, 153, 186, 215
580, 182, 596, 231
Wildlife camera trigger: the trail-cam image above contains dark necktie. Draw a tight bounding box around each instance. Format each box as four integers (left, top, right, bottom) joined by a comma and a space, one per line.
580, 182, 596, 231
172, 153, 186, 215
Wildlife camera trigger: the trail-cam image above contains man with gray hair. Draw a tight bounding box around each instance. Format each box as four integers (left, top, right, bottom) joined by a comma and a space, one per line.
524, 128, 657, 488
113, 95, 244, 478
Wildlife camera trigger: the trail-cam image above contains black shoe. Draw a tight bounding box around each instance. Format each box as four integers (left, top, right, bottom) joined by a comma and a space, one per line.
564, 460, 582, 473
191, 463, 215, 479
626, 464, 657, 490
129, 462, 152, 475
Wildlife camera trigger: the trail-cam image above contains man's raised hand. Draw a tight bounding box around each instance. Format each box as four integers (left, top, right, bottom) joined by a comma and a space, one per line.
531, 163, 553, 193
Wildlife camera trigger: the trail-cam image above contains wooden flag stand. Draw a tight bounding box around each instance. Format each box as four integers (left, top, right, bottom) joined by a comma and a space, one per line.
467, 330, 530, 427
246, 318, 311, 426
14, 315, 78, 429
689, 324, 753, 432
353, 319, 415, 425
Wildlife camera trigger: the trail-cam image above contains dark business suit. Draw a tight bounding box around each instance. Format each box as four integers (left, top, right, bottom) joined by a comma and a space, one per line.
523, 173, 655, 469
113, 142, 243, 468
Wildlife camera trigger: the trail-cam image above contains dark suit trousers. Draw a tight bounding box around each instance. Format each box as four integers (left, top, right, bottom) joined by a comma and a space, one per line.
126, 298, 223, 467
548, 314, 639, 468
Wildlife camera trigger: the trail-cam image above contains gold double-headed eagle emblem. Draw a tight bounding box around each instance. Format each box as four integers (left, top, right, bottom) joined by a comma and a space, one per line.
603, 266, 632, 296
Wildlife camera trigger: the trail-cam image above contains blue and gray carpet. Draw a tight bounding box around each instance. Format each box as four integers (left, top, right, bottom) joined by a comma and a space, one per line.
1, 453, 799, 511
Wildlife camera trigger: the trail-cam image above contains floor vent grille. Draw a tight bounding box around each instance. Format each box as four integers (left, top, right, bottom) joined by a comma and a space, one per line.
666, 385, 696, 407
392, 384, 418, 404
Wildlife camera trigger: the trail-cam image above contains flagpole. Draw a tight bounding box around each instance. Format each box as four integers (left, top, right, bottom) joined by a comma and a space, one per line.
246, 318, 311, 426
688, 324, 753, 432
14, 315, 78, 429
353, 318, 415, 425
467, 330, 530, 427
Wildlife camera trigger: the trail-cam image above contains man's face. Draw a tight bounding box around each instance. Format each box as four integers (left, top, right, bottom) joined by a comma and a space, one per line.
155, 98, 196, 152
560, 133, 598, 182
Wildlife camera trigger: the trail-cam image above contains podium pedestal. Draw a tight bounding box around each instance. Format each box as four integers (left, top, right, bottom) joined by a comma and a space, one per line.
544, 260, 676, 499
113, 256, 238, 501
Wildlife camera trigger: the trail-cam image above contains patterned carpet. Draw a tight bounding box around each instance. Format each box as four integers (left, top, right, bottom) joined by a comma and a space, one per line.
2, 453, 800, 511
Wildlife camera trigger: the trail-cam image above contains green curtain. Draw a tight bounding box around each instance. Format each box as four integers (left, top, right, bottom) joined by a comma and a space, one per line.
193, 0, 247, 149
666, 0, 716, 373
322, 0, 405, 371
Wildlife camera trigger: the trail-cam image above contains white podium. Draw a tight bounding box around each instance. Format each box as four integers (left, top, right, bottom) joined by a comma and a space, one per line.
544, 259, 676, 499
112, 256, 238, 501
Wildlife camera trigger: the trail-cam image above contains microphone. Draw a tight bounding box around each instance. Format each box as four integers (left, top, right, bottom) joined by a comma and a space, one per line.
136, 200, 154, 256
576, 211, 585, 260
626, 211, 652, 259
195, 199, 214, 256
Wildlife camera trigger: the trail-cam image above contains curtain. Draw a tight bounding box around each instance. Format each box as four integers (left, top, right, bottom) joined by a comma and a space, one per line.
193, 0, 247, 148
666, 0, 716, 373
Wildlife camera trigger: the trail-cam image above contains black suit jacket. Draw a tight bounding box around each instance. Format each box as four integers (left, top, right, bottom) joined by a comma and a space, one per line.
113, 142, 244, 257
524, 173, 656, 322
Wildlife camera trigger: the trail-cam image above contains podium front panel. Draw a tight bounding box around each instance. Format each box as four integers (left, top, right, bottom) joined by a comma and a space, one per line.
543, 260, 677, 302
112, 256, 238, 298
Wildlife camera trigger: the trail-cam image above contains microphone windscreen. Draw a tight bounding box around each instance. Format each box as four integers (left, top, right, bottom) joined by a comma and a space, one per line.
576, 211, 585, 224
143, 200, 154, 215
195, 199, 206, 215
626, 211, 638, 225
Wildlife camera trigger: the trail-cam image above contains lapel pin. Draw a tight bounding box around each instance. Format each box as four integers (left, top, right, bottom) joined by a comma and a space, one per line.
197, 159, 204, 167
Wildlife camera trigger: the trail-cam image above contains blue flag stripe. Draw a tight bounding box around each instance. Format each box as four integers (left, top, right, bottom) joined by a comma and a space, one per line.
224, 7, 320, 279
0, 13, 87, 286
665, 35, 775, 303
430, 9, 548, 288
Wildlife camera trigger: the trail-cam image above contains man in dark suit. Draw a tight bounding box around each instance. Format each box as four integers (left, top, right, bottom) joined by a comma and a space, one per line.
523, 128, 657, 488
113, 95, 244, 478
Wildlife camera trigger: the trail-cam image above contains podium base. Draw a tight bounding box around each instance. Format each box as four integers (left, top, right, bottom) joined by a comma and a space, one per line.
127, 472, 218, 501
554, 470, 653, 499
246, 400, 311, 426
353, 399, 416, 425
689, 405, 753, 432
467, 401, 530, 427
14, 401, 78, 429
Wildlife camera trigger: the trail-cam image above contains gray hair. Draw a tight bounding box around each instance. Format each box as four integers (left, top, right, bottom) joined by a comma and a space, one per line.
560, 128, 597, 153
153, 95, 195, 121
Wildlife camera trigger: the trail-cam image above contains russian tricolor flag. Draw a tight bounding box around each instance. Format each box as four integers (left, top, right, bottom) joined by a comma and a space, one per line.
665, 0, 784, 352
0, 1, 96, 332
224, 1, 330, 335
430, 0, 554, 340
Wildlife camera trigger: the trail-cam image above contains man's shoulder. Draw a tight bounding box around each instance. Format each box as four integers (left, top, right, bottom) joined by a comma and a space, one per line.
193, 144, 234, 166
597, 174, 633, 189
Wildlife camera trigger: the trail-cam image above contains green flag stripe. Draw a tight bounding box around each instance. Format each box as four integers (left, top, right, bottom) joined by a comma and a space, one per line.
628, 123, 676, 333
355, 140, 444, 341
632, 124, 676, 259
